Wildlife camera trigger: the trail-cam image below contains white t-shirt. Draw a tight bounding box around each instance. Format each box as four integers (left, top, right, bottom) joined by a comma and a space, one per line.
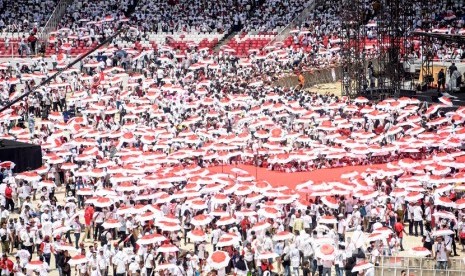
113, 251, 128, 274
144, 252, 154, 268
433, 242, 448, 261
425, 206, 432, 221
413, 206, 423, 221
128, 262, 139, 274
125, 220, 134, 235
0, 228, 10, 241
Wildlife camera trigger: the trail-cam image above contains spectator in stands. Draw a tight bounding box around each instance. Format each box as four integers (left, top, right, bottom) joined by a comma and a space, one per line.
27, 33, 37, 54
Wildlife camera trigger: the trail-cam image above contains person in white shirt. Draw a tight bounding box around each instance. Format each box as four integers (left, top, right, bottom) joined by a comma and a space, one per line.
93, 209, 105, 241
96, 248, 109, 276
40, 209, 51, 223
424, 203, 432, 225
303, 210, 312, 233
433, 236, 448, 269
0, 222, 11, 254
20, 226, 34, 255
89, 265, 101, 276
38, 256, 50, 276
413, 203, 424, 237
142, 248, 154, 276
289, 244, 300, 276
211, 228, 221, 251
15, 249, 30, 267
337, 214, 346, 241
0, 205, 10, 223
112, 246, 128, 276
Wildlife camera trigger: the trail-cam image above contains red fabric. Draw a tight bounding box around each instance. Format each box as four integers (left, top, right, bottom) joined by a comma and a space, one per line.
394, 222, 404, 238
208, 164, 386, 189
84, 206, 94, 226
0, 259, 13, 271
240, 218, 249, 231
4, 187, 12, 199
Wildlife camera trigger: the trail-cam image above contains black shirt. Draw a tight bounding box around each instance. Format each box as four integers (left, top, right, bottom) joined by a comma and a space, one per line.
449, 64, 457, 76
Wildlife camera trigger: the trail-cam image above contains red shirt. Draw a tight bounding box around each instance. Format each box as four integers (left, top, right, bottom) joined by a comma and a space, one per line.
0, 258, 13, 271
4, 187, 12, 199
240, 218, 249, 231
394, 222, 404, 238
84, 206, 94, 226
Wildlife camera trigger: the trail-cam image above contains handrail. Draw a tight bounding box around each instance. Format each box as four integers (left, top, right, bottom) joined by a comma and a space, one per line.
36, 0, 74, 54
377, 255, 465, 270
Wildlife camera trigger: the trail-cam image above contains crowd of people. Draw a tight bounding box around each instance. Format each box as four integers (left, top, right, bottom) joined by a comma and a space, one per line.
0, 27, 464, 275
0, 0, 58, 33
0, 0, 464, 276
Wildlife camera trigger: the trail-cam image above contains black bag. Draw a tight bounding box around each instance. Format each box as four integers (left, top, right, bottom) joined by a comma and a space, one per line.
1, 235, 6, 242
63, 263, 70, 272
100, 231, 108, 245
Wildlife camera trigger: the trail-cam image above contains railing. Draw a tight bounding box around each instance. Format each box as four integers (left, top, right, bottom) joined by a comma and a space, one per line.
266, 0, 319, 45
375, 256, 465, 276
273, 66, 342, 88
36, 0, 74, 54
0, 41, 25, 58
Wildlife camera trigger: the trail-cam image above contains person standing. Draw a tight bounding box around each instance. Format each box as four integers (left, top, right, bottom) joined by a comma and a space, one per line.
289, 244, 300, 276
84, 204, 94, 242
321, 255, 334, 276
449, 62, 457, 77
93, 208, 104, 241
20, 226, 34, 256
437, 68, 446, 92
143, 247, 154, 276
59, 250, 72, 276
4, 183, 14, 212
413, 203, 424, 237
112, 246, 128, 276
70, 216, 82, 249
0, 222, 11, 254
39, 235, 54, 265
433, 236, 448, 270
394, 217, 407, 251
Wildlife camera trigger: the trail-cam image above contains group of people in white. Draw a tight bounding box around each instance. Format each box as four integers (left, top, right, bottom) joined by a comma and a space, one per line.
0, 0, 464, 276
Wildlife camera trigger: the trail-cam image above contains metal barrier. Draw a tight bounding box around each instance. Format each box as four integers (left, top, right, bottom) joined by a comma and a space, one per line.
375, 256, 465, 276
36, 0, 74, 54
0, 41, 19, 58
274, 67, 342, 89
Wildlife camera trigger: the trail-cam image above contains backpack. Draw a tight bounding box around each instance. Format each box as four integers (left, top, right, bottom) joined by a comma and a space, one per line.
100, 230, 108, 244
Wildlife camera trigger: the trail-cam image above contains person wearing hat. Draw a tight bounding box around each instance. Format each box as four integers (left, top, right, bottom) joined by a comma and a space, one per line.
433, 236, 448, 269
337, 213, 346, 242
